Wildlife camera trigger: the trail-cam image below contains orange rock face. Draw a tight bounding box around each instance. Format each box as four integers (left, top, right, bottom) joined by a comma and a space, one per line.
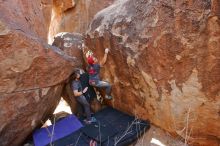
0, 1, 83, 145
48, 0, 114, 43
85, 0, 220, 145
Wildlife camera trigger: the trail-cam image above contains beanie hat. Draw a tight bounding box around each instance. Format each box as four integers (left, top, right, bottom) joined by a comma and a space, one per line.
87, 56, 94, 65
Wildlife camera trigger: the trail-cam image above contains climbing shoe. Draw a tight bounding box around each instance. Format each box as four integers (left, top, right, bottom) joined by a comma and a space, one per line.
91, 117, 97, 122
84, 119, 92, 124
84, 117, 97, 124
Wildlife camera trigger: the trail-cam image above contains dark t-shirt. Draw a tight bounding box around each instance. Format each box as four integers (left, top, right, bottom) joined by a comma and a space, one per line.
71, 80, 83, 98
87, 64, 100, 83
80, 72, 97, 102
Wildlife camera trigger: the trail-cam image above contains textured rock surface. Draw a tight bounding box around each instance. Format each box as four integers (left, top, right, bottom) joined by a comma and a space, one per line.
62, 83, 78, 113
0, 85, 63, 146
0, 0, 52, 41
48, 0, 114, 43
85, 0, 220, 145
52, 32, 83, 59
134, 125, 185, 146
0, 1, 83, 145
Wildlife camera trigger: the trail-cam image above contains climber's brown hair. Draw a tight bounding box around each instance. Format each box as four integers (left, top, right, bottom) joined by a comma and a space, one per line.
70, 69, 80, 80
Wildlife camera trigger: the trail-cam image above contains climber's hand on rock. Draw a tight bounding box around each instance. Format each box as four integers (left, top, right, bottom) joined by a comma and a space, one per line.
82, 87, 88, 93
105, 48, 109, 54
82, 43, 85, 47
81, 43, 86, 52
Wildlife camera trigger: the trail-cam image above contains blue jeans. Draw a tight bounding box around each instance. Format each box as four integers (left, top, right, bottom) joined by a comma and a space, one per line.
93, 81, 111, 96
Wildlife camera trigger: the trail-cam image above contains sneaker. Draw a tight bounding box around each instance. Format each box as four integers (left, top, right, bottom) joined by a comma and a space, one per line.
105, 95, 112, 100
83, 119, 92, 124
91, 117, 97, 123
84, 117, 97, 124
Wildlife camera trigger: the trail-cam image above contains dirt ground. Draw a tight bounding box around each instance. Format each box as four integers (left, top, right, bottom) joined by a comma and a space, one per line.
54, 98, 186, 146
133, 125, 186, 146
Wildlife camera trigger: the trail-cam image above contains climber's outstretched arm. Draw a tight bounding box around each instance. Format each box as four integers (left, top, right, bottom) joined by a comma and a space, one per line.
100, 48, 109, 66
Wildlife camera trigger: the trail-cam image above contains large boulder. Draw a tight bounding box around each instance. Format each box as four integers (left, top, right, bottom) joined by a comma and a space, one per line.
0, 1, 83, 146
85, 0, 220, 145
0, 85, 63, 146
48, 0, 114, 43
0, 0, 52, 41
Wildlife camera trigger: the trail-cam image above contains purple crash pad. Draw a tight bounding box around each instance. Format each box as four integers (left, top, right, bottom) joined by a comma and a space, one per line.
33, 114, 83, 146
